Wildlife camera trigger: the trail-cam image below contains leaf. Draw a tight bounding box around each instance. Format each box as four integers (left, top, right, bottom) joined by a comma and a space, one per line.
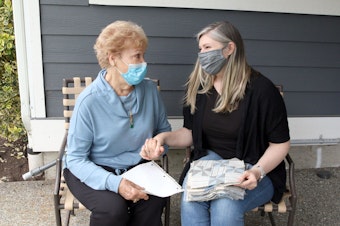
0, 0, 27, 144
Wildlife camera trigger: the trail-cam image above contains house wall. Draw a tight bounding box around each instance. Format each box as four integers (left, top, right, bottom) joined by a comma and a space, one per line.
40, 0, 340, 118
13, 0, 340, 176
14, 0, 340, 155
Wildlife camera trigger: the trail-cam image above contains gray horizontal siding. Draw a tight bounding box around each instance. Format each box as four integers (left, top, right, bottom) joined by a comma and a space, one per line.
42, 36, 197, 64
43, 36, 340, 67
40, 3, 340, 42
40, 3, 340, 117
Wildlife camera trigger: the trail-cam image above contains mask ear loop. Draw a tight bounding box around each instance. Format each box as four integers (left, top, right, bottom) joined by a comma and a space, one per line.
118, 55, 129, 67
114, 56, 129, 75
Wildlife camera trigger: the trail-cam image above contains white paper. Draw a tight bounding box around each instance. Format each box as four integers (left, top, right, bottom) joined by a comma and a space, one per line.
122, 161, 184, 197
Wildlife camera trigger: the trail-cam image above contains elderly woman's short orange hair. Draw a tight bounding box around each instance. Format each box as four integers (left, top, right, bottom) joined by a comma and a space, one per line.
94, 21, 148, 69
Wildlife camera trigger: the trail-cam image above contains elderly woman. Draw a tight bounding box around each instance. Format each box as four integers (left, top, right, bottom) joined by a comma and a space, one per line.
142, 21, 290, 226
63, 21, 171, 226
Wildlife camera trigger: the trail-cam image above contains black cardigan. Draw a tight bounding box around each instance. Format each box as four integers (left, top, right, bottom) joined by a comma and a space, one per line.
180, 70, 290, 203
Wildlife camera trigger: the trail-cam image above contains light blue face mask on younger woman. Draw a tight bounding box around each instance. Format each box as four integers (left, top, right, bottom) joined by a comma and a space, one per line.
118, 61, 148, 85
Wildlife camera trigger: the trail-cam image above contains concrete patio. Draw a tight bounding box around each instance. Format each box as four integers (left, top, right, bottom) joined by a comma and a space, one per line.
1, 146, 339, 226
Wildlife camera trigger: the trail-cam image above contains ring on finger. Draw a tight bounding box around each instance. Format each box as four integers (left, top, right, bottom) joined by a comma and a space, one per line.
133, 199, 138, 203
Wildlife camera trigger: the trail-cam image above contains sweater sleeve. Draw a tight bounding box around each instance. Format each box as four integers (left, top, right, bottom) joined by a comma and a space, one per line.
260, 81, 290, 143
183, 105, 193, 130
65, 133, 122, 193
64, 96, 122, 193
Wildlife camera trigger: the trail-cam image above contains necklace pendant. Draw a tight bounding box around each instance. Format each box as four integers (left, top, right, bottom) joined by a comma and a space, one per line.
129, 111, 134, 128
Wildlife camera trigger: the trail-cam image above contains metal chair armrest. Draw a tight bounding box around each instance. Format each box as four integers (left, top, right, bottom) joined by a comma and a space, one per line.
54, 132, 68, 196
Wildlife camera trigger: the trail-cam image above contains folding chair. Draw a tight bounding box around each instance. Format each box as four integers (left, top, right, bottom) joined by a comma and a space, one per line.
54, 77, 170, 226
250, 85, 297, 226
183, 85, 297, 226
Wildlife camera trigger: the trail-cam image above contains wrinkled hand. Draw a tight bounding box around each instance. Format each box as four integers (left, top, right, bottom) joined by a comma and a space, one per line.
235, 168, 260, 190
140, 138, 165, 160
118, 178, 149, 203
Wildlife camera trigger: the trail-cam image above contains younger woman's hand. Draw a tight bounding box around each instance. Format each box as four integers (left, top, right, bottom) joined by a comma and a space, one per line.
235, 169, 260, 190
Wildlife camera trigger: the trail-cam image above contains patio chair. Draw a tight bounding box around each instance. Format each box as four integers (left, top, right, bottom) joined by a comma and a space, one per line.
54, 77, 170, 226
183, 85, 297, 226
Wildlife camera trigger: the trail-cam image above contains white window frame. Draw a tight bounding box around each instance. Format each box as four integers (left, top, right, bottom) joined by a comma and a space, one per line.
89, 0, 340, 16
14, 0, 45, 118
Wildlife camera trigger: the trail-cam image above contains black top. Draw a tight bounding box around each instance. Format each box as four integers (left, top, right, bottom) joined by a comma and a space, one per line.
202, 87, 244, 159
180, 69, 290, 203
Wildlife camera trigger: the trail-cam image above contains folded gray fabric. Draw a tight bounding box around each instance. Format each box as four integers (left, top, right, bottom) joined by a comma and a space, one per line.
186, 158, 246, 201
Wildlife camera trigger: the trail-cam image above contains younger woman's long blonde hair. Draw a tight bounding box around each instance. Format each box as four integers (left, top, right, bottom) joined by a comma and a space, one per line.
184, 21, 251, 114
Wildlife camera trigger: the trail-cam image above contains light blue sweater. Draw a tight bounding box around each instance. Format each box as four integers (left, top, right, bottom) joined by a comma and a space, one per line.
64, 69, 171, 193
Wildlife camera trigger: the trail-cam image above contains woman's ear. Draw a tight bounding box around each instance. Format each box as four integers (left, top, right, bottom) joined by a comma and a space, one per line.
224, 42, 236, 57
108, 54, 117, 66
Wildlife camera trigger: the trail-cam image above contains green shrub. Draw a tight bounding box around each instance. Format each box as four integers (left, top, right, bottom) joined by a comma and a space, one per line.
0, 0, 27, 143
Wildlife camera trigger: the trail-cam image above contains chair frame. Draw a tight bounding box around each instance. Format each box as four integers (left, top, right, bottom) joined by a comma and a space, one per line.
183, 85, 297, 226
53, 77, 170, 226
251, 153, 297, 226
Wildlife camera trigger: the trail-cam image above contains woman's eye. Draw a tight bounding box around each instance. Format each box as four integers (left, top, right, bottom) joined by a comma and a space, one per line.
200, 46, 208, 51
199, 46, 210, 52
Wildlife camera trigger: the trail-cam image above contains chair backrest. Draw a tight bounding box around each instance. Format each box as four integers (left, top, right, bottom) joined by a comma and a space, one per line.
276, 85, 283, 97
62, 77, 93, 130
146, 77, 160, 91
62, 77, 160, 130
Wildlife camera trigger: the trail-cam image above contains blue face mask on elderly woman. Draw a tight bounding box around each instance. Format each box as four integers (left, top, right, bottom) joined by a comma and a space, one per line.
198, 48, 228, 75
118, 60, 148, 85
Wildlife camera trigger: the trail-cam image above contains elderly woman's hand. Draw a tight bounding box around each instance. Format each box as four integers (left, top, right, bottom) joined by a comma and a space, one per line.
140, 138, 165, 160
118, 178, 149, 203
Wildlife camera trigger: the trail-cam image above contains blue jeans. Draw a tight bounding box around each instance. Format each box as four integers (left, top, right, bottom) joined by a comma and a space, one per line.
181, 151, 274, 226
